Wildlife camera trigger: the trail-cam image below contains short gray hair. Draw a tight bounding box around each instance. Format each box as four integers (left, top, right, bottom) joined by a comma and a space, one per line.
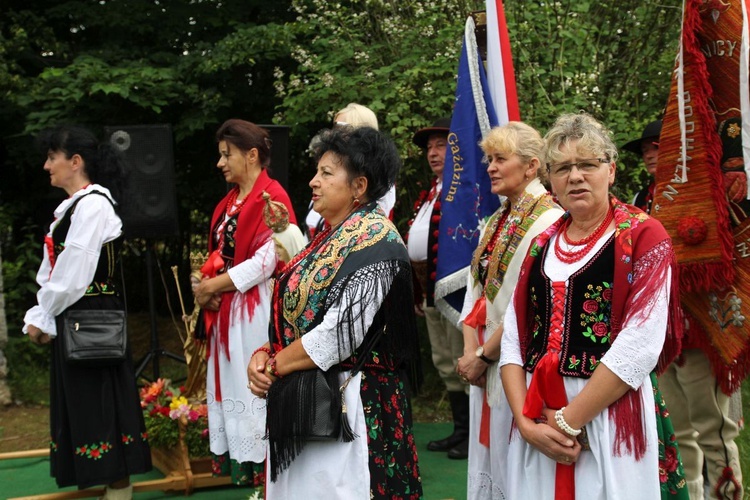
544, 112, 618, 168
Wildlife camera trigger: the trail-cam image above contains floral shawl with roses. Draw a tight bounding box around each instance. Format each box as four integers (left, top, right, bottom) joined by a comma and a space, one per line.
266, 202, 420, 479
514, 195, 683, 460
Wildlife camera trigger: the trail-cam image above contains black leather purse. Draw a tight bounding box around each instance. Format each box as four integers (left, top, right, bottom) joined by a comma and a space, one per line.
268, 325, 385, 443
271, 367, 343, 441
267, 325, 387, 481
61, 309, 127, 365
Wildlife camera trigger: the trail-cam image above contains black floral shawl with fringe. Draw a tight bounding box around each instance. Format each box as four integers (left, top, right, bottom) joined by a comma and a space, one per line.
266, 202, 420, 480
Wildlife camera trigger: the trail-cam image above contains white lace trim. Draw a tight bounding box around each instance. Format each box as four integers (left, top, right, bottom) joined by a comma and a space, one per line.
207, 390, 267, 462
468, 471, 508, 500
302, 261, 393, 370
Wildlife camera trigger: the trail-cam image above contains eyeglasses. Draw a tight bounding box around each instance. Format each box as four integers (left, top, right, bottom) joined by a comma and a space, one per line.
546, 158, 609, 177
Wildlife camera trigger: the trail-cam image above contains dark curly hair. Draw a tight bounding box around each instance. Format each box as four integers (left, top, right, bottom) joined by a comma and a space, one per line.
36, 124, 126, 203
311, 126, 400, 202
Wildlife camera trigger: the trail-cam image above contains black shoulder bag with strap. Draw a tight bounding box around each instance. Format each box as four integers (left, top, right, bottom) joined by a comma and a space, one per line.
59, 191, 128, 366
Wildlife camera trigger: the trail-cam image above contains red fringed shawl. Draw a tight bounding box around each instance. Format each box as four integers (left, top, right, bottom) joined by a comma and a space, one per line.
202, 170, 296, 362
514, 197, 683, 459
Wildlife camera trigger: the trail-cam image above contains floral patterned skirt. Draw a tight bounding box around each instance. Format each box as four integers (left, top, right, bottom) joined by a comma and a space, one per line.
211, 452, 264, 486
652, 372, 689, 499
360, 369, 422, 499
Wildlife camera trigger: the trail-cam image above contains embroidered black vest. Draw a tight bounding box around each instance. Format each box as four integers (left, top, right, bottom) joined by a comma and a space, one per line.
211, 213, 239, 273
523, 235, 615, 378
52, 192, 121, 296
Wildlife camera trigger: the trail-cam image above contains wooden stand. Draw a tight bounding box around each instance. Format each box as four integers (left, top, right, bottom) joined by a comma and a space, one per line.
2, 418, 232, 499
146, 416, 232, 495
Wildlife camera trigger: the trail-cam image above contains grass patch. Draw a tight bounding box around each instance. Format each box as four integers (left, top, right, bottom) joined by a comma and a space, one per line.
5, 336, 50, 405
739, 381, 749, 487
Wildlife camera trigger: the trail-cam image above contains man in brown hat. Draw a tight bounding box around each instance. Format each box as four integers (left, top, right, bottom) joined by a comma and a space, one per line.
406, 118, 469, 460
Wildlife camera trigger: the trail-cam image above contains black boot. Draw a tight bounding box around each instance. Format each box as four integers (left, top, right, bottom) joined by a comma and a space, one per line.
446, 391, 470, 459
427, 391, 470, 455
447, 436, 469, 459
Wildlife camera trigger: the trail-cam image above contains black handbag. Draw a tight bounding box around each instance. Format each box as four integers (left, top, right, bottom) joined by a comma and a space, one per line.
61, 309, 127, 365
268, 324, 386, 442
269, 367, 344, 441
267, 325, 387, 481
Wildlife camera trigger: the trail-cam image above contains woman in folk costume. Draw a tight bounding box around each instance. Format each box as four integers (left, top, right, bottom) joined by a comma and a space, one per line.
23, 125, 151, 499
304, 103, 396, 240
456, 122, 562, 499
193, 119, 296, 485
499, 113, 688, 499
247, 126, 422, 499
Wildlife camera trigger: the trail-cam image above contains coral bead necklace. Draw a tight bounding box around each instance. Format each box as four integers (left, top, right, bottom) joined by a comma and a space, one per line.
226, 187, 251, 217
554, 208, 614, 264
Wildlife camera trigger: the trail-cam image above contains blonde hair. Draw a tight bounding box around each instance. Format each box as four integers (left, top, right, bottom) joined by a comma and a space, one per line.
544, 112, 618, 168
480, 121, 548, 183
334, 103, 379, 130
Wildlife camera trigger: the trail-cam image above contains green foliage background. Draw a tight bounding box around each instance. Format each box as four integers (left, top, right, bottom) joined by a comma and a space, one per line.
1, 0, 681, 375
0, 0, 683, 391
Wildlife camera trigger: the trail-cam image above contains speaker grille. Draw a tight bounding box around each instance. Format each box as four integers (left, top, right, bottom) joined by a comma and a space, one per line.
104, 124, 179, 239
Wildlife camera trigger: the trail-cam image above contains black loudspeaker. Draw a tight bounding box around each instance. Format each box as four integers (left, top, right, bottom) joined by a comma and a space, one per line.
104, 124, 179, 239
261, 124, 290, 192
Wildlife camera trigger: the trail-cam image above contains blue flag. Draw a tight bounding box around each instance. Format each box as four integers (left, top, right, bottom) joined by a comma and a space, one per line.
435, 17, 502, 324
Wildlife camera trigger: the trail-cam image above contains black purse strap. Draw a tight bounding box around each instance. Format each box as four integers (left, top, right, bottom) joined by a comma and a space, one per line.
348, 323, 386, 376
340, 323, 386, 394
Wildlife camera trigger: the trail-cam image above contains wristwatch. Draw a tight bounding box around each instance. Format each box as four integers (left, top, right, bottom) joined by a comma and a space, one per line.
475, 346, 494, 364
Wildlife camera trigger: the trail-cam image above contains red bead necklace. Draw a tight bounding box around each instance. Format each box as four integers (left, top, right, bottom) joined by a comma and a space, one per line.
226, 187, 251, 217
554, 209, 614, 264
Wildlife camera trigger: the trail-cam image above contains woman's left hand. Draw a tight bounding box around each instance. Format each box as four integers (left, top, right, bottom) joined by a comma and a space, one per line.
27, 325, 51, 345
517, 414, 582, 465
456, 354, 487, 386
542, 407, 582, 440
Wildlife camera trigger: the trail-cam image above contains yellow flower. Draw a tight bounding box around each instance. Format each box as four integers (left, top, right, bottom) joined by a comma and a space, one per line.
170, 396, 189, 411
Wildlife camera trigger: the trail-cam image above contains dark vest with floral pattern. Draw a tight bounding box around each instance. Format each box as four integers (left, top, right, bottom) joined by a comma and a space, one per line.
52, 192, 121, 296
523, 234, 615, 378
211, 212, 239, 274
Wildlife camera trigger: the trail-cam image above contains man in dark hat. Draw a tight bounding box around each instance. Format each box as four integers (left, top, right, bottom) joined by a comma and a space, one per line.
406, 117, 469, 460
622, 119, 662, 214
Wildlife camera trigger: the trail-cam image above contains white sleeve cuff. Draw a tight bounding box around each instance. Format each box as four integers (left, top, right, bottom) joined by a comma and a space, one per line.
23, 305, 58, 337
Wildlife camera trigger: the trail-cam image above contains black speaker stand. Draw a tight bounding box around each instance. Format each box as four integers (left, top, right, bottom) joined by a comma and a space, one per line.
135, 242, 185, 380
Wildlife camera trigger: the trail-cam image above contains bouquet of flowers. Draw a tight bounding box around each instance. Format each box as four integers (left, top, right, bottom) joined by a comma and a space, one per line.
140, 378, 210, 458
